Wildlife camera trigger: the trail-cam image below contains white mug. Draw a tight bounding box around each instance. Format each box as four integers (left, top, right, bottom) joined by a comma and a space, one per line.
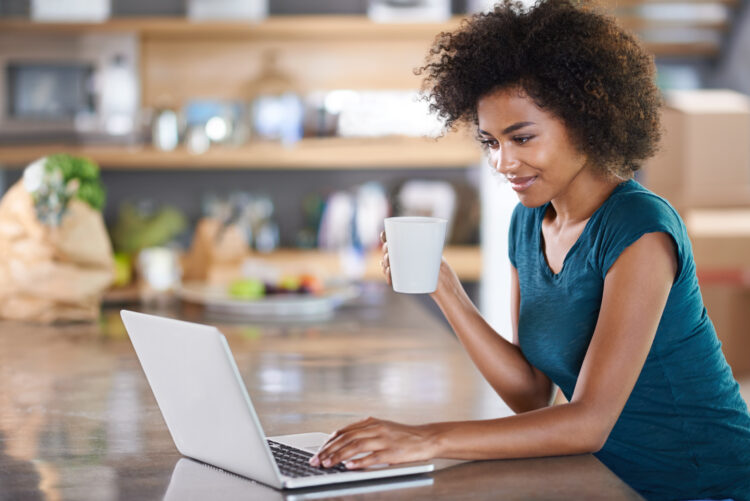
384, 216, 447, 294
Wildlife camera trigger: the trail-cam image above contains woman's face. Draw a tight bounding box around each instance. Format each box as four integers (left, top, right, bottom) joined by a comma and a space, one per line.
476, 87, 590, 208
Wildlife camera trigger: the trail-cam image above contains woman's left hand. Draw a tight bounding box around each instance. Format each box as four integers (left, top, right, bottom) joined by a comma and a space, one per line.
309, 417, 439, 470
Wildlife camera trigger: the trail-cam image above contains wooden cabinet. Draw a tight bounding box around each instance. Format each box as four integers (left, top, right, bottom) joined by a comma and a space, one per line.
0, 16, 481, 170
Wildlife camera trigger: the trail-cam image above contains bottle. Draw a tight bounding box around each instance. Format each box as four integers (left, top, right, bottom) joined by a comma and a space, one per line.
152, 109, 179, 152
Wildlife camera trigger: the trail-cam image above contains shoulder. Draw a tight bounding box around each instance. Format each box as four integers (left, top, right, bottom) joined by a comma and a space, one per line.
591, 180, 688, 276
599, 180, 683, 232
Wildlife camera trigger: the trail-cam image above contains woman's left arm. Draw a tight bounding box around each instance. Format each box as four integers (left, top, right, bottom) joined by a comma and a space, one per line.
311, 231, 678, 469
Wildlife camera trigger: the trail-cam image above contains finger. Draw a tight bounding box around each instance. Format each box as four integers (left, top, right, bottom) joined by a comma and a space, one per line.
321, 437, 385, 468
345, 450, 391, 470
380, 231, 387, 243
311, 431, 340, 462
380, 254, 389, 272
317, 424, 380, 457
385, 266, 392, 285
313, 428, 381, 466
311, 418, 379, 464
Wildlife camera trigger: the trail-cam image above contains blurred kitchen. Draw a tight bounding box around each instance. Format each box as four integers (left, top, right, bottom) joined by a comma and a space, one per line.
0, 0, 749, 497
0, 0, 492, 326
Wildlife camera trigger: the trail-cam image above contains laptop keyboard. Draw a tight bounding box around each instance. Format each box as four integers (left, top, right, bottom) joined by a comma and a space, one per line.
267, 440, 349, 478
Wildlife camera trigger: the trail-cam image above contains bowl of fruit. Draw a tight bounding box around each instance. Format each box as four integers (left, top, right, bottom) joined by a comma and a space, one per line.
176, 273, 359, 320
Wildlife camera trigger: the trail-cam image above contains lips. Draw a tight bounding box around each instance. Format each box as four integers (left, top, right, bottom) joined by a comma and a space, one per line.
507, 176, 537, 192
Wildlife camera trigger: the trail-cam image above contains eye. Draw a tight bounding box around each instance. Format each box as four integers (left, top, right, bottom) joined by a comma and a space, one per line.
513, 135, 533, 145
478, 138, 499, 150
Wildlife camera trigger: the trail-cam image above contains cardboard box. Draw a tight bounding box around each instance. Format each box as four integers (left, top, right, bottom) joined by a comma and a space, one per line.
686, 209, 750, 268
643, 89, 750, 214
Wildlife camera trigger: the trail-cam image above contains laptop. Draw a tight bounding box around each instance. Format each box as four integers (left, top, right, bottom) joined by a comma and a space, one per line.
164, 457, 434, 501
120, 310, 434, 490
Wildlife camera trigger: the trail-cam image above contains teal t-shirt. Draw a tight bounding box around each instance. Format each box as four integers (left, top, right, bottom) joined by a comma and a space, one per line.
508, 179, 750, 500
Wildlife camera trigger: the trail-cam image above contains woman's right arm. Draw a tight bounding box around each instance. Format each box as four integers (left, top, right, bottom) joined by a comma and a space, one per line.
379, 231, 552, 413
430, 261, 553, 413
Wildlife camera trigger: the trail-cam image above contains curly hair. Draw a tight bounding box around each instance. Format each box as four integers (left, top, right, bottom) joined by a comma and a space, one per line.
418, 0, 662, 178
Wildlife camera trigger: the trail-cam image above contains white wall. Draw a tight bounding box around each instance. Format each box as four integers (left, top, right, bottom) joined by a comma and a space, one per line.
478, 160, 517, 341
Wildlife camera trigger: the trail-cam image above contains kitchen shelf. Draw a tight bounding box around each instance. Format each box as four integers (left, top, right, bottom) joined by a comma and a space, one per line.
0, 13, 730, 57
0, 135, 482, 170
0, 16, 463, 40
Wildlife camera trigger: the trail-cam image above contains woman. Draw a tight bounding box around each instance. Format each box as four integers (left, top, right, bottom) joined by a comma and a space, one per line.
310, 1, 750, 498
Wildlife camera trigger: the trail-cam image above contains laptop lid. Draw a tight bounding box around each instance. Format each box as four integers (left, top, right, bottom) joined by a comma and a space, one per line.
121, 310, 283, 489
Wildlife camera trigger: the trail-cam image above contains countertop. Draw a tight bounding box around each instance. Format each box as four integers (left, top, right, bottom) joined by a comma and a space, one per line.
0, 283, 643, 500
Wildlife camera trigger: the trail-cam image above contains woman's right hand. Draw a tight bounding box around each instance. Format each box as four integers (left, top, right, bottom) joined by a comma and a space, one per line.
380, 230, 456, 300
379, 230, 392, 286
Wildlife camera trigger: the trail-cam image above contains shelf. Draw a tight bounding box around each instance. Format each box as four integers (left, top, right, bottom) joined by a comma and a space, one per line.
0, 16, 463, 40
0, 14, 728, 57
0, 135, 482, 170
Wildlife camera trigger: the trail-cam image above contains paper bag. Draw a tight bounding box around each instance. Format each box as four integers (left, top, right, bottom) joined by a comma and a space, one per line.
0, 181, 114, 323
182, 217, 248, 284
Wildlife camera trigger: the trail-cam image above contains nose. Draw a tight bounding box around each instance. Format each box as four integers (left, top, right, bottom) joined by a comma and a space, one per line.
489, 144, 519, 175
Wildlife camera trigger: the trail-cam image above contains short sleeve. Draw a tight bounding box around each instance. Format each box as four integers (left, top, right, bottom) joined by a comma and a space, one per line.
591, 192, 687, 280
508, 202, 524, 269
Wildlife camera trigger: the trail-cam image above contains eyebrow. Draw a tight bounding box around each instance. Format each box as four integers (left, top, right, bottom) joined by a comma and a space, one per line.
479, 121, 535, 136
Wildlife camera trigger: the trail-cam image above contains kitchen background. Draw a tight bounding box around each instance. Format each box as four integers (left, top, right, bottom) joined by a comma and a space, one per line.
0, 0, 749, 384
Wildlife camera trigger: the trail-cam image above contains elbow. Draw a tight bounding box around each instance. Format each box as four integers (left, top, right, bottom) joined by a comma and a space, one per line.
571, 403, 614, 454
572, 427, 608, 455
587, 420, 616, 453
569, 428, 607, 455
587, 433, 608, 453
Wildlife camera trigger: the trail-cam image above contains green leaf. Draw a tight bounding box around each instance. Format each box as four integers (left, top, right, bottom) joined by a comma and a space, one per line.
44, 153, 106, 211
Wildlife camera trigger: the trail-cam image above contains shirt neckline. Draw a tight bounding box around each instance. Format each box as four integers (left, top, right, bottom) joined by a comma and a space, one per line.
536, 179, 633, 279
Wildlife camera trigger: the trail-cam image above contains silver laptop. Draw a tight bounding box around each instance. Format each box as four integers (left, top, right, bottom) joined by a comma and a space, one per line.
120, 310, 434, 490
164, 458, 434, 501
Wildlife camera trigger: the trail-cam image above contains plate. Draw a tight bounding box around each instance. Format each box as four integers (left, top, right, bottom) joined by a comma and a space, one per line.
176, 281, 360, 319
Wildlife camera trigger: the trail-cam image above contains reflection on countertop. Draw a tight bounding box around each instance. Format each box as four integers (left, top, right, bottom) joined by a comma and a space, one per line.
0, 283, 642, 500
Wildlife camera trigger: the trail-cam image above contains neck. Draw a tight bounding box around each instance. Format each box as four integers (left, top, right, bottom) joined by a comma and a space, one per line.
548, 168, 623, 227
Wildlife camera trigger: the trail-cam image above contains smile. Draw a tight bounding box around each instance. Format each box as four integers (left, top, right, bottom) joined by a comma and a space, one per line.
508, 176, 537, 192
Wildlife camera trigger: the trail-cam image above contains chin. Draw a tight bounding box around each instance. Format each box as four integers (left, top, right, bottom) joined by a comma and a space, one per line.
515, 192, 549, 209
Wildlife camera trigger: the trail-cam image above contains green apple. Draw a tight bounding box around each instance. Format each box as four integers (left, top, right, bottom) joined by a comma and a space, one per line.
113, 252, 132, 287
228, 279, 266, 300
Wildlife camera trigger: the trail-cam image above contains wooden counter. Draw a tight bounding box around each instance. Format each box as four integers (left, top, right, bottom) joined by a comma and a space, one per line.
0, 284, 642, 499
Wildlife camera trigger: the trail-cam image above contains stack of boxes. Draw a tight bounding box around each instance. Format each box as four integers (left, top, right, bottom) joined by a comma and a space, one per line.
644, 89, 750, 377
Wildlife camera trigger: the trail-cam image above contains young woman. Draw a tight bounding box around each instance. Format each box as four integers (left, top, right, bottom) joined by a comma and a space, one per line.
310, 1, 750, 498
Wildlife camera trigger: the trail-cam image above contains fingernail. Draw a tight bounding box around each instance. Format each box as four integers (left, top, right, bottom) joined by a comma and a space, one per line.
309, 456, 319, 466
322, 459, 331, 467
345, 461, 355, 469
